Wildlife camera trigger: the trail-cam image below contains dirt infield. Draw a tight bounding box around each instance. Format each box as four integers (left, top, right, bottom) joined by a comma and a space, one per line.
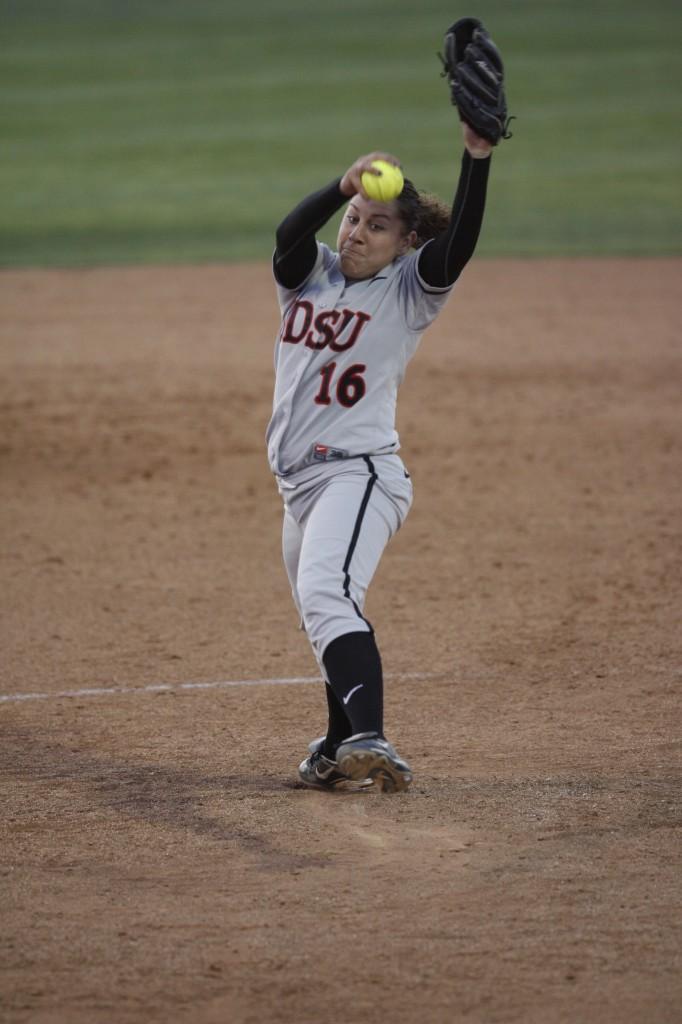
1, 259, 680, 1024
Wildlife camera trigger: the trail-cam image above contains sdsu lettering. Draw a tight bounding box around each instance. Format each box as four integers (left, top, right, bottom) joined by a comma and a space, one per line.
267, 241, 453, 478
281, 300, 372, 353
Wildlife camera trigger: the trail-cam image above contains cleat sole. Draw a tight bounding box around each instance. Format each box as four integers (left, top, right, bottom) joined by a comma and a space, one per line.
338, 750, 412, 794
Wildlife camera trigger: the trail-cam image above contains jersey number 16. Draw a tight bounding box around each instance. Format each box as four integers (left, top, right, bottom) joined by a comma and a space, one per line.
314, 362, 367, 408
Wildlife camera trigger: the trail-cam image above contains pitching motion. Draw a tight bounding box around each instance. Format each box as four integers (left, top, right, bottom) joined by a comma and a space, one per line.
267, 17, 511, 793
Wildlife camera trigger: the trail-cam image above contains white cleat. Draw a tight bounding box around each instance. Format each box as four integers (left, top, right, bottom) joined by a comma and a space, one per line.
298, 736, 373, 791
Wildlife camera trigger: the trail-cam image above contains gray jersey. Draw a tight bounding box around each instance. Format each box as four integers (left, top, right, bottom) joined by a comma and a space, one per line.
266, 241, 454, 477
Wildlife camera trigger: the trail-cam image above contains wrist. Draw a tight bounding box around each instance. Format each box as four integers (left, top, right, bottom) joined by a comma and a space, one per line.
461, 121, 493, 159
465, 142, 493, 160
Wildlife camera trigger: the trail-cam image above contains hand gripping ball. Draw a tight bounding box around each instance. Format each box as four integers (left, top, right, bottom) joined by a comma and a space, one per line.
361, 160, 404, 202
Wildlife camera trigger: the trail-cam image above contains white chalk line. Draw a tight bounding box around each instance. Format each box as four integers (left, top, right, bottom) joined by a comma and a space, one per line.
0, 672, 437, 705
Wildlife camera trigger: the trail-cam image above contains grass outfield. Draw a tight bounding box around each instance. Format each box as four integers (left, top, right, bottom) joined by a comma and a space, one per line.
1, 0, 681, 267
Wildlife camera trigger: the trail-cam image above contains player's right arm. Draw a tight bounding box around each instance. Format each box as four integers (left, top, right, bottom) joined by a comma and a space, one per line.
273, 181, 346, 289
273, 151, 401, 289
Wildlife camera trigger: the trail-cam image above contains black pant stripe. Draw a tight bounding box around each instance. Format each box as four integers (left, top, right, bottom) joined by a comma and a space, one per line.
341, 456, 378, 628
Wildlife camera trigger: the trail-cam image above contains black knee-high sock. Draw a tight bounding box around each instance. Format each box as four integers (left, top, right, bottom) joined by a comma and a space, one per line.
322, 631, 384, 741
322, 683, 353, 760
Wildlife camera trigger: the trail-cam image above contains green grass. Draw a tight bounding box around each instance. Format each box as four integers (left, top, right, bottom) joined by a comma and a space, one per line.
1, 0, 681, 266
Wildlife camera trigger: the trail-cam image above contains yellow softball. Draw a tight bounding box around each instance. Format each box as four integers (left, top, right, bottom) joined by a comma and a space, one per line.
361, 160, 404, 202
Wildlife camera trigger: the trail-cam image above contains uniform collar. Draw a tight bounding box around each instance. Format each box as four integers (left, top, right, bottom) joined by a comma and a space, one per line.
331, 250, 406, 287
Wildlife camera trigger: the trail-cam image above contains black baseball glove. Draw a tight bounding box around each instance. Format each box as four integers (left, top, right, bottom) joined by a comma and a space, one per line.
439, 17, 513, 145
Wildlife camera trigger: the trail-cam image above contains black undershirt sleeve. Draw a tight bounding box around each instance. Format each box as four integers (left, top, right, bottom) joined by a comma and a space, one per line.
417, 150, 491, 289
273, 178, 347, 289
273, 150, 490, 292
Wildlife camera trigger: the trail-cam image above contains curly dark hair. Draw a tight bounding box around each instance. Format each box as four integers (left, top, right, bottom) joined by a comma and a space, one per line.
394, 179, 451, 249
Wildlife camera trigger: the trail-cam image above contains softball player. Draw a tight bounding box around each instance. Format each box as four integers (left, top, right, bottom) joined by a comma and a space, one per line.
268, 122, 492, 792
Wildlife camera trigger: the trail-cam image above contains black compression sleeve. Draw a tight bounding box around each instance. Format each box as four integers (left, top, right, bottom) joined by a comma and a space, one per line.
417, 151, 491, 289
274, 178, 347, 289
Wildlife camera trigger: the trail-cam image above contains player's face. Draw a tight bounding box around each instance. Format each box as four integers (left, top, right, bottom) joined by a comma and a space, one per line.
337, 197, 416, 280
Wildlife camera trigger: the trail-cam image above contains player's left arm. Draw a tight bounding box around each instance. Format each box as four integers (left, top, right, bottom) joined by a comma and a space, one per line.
417, 124, 492, 289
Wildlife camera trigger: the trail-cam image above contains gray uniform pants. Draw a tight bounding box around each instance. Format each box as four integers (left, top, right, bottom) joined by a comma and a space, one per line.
278, 454, 413, 666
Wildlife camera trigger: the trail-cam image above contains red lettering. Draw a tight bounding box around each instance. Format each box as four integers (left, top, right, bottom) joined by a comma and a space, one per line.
282, 300, 313, 344
330, 310, 372, 352
328, 310, 354, 350
305, 310, 341, 350
282, 303, 372, 353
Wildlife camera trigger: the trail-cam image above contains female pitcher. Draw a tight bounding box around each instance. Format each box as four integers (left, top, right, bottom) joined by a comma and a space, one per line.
267, 121, 493, 792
